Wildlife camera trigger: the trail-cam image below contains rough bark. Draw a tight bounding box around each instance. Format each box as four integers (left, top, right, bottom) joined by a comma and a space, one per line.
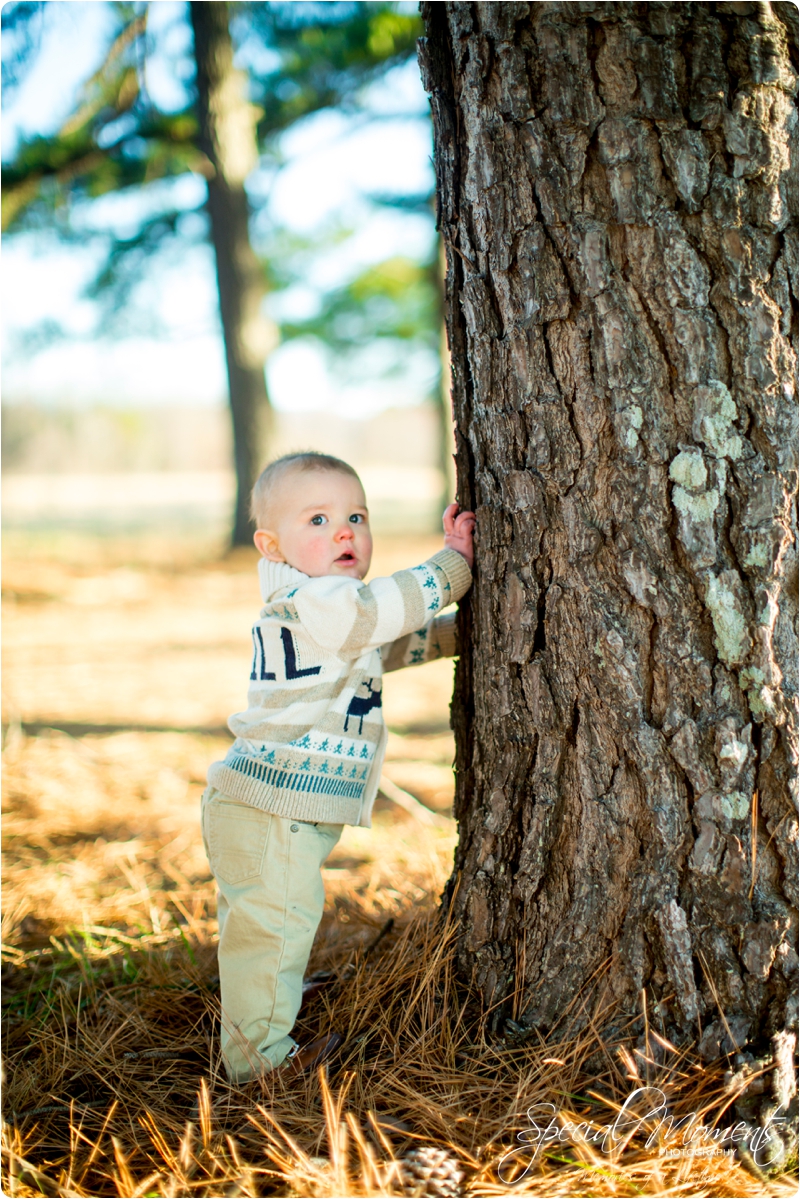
420, 0, 797, 1096
433, 243, 459, 514
191, 2, 274, 546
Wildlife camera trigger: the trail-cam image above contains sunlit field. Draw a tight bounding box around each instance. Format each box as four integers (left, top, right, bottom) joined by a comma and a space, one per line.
2, 530, 795, 1197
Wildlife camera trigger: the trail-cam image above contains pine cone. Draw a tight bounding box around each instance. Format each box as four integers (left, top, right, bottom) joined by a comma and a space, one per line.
398, 1145, 464, 1198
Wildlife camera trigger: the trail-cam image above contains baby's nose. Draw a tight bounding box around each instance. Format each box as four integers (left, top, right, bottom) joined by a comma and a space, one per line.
336, 524, 354, 539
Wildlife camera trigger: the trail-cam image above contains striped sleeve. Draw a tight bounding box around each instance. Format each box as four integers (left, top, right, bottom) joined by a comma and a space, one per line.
381, 611, 459, 673
292, 549, 472, 658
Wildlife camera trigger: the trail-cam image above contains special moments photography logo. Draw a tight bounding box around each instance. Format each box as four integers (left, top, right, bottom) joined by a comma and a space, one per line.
497, 1087, 787, 1183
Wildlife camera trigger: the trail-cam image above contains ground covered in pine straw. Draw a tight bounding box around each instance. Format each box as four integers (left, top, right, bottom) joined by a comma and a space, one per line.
2, 535, 797, 1197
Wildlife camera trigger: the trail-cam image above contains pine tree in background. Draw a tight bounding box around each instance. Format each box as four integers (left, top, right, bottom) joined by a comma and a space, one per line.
190, 2, 272, 545
1, 1, 424, 544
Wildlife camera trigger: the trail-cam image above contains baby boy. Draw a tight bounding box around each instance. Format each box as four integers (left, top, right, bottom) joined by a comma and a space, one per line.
202, 451, 475, 1082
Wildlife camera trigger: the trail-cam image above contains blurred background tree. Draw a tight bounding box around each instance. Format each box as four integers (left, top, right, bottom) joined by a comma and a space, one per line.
268, 204, 454, 510
2, 1, 447, 545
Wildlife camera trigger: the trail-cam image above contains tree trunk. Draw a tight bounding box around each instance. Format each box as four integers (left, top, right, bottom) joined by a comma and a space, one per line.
190, 1, 274, 547
420, 0, 797, 1087
431, 243, 459, 517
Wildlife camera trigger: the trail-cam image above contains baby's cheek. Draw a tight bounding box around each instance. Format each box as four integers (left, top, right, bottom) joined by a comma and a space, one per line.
312, 533, 334, 561
292, 533, 329, 575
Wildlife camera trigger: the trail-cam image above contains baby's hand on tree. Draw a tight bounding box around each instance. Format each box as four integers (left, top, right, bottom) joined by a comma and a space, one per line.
443, 502, 476, 569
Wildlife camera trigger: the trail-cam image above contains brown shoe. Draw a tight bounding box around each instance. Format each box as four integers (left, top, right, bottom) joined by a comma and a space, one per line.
282, 1032, 344, 1076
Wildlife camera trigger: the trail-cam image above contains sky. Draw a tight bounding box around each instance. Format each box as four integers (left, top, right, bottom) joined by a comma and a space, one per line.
1, 1, 436, 416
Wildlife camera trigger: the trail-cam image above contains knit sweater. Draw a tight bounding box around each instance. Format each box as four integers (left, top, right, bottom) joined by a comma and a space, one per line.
207, 547, 472, 827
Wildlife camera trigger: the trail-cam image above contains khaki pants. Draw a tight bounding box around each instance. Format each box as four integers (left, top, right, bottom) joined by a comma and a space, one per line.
201, 786, 342, 1082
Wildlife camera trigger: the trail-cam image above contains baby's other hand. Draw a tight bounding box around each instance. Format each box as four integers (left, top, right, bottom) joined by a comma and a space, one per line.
443, 502, 476, 569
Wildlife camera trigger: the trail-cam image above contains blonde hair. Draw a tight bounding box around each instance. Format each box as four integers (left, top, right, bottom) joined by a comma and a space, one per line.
250, 452, 362, 528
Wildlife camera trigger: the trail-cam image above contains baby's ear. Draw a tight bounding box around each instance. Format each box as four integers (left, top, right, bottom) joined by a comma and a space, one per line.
254, 530, 284, 561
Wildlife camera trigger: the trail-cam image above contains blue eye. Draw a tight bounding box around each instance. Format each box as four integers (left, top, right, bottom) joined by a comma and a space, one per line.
349, 513, 364, 524
310, 514, 327, 526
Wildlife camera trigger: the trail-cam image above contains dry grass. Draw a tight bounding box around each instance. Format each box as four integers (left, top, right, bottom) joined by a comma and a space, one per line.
2, 535, 796, 1197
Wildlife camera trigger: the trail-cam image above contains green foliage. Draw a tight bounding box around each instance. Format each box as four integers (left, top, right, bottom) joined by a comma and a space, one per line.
1, 1, 429, 356
245, 2, 422, 137
2, 8, 198, 232
2, 2, 422, 231
1, 1, 43, 94
283, 254, 438, 355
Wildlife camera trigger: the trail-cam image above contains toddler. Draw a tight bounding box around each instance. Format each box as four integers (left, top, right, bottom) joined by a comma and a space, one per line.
202, 451, 475, 1082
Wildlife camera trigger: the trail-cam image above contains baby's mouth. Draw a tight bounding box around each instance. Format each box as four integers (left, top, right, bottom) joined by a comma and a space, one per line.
335, 551, 356, 564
